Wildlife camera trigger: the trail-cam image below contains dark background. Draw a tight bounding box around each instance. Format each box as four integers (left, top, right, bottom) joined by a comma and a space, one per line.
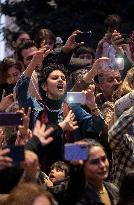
1, 0, 134, 48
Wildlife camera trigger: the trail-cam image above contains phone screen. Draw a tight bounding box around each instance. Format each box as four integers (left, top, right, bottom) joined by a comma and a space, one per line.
66, 92, 86, 105
64, 143, 88, 161
0, 112, 23, 126
75, 31, 92, 43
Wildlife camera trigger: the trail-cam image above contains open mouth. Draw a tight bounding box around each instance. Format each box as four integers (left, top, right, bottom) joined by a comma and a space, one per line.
57, 84, 64, 90
49, 174, 55, 180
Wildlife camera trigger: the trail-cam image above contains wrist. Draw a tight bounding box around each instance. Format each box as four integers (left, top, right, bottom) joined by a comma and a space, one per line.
17, 129, 32, 138
90, 104, 98, 110
62, 45, 72, 54
58, 121, 66, 131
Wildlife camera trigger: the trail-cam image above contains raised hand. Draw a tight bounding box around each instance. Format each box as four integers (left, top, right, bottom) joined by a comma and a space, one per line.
0, 91, 14, 112
84, 86, 96, 110
16, 107, 32, 145
31, 43, 51, 68
62, 30, 84, 53
24, 42, 51, 77
59, 110, 78, 131
33, 120, 54, 146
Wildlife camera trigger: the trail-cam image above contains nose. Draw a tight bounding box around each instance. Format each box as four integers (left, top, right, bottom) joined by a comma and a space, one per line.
58, 76, 63, 82
99, 160, 106, 168
113, 78, 120, 85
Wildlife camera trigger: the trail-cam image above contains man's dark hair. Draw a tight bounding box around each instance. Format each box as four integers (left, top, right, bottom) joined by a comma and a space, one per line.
75, 46, 95, 59
16, 40, 37, 62
104, 14, 122, 32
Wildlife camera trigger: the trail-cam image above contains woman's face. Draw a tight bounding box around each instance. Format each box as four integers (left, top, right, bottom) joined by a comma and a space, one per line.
84, 146, 109, 185
44, 70, 67, 100
6, 66, 21, 84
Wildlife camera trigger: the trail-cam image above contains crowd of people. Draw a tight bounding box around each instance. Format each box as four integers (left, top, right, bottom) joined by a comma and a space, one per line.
0, 14, 134, 205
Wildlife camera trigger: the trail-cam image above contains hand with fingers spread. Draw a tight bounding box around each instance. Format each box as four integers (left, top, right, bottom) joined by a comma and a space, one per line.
0, 148, 13, 170
62, 30, 84, 53
83, 57, 110, 84
30, 44, 51, 68
0, 91, 14, 112
16, 107, 32, 145
33, 120, 54, 146
24, 43, 51, 77
59, 110, 78, 131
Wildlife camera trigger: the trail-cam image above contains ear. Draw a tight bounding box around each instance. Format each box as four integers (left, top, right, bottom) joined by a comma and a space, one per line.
12, 41, 17, 48
42, 83, 47, 91
98, 82, 103, 92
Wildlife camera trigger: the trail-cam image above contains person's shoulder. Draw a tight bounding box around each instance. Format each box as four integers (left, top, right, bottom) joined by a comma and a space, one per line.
104, 181, 119, 194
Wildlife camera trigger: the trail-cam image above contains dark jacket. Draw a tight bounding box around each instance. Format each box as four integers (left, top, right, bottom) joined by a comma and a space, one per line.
75, 181, 119, 205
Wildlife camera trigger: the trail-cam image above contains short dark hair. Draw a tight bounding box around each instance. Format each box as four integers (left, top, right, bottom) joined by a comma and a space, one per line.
104, 14, 122, 32
75, 46, 95, 59
16, 40, 37, 62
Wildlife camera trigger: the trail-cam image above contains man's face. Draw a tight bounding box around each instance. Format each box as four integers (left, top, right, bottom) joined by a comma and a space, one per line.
99, 70, 121, 100
21, 46, 38, 67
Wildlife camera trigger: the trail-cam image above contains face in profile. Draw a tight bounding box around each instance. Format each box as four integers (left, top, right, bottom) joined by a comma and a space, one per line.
84, 146, 109, 185
44, 70, 67, 100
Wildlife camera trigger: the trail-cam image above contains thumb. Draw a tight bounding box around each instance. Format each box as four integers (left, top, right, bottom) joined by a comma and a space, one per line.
2, 89, 6, 99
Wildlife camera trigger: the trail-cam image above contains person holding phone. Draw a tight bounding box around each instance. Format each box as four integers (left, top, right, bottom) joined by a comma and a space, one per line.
111, 30, 134, 80
0, 58, 23, 101
15, 39, 105, 173
67, 139, 119, 205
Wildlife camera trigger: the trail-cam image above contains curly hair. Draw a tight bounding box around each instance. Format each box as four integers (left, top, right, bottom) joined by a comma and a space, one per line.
38, 63, 68, 87
112, 67, 134, 102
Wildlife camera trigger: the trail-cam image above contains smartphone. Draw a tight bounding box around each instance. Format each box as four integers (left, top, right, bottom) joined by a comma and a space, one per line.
64, 143, 88, 161
122, 34, 131, 44
66, 92, 86, 105
4, 145, 25, 162
75, 31, 92, 43
0, 112, 23, 126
